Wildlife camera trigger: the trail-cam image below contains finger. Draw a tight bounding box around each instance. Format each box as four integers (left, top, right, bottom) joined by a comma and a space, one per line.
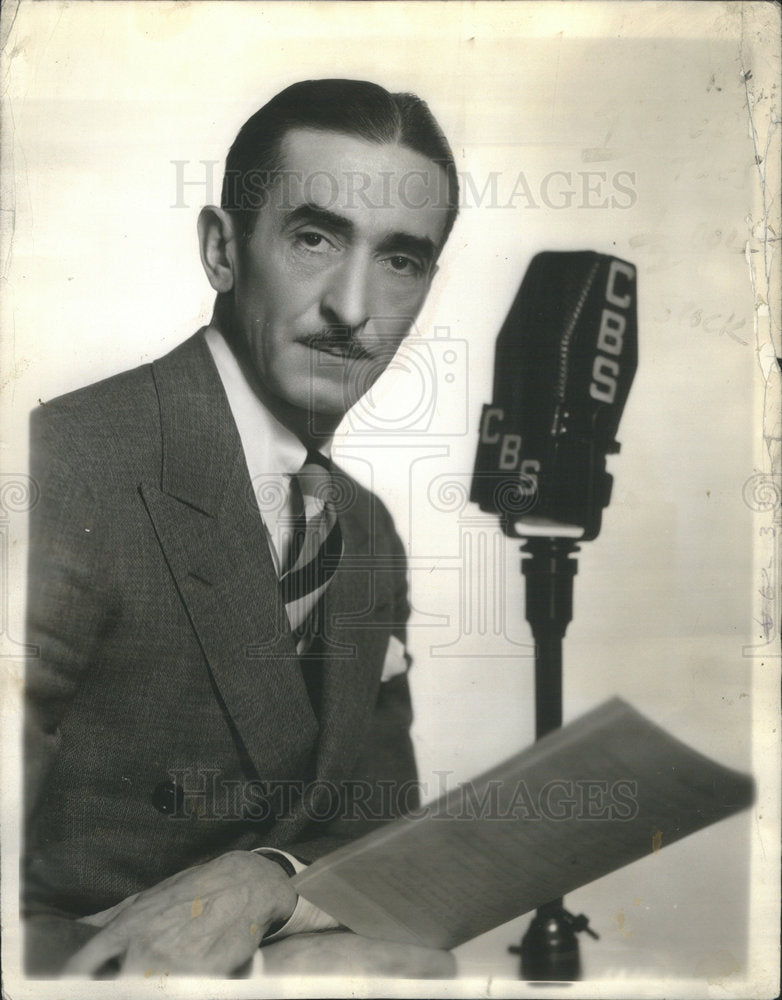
118, 941, 170, 978
62, 927, 127, 977
119, 932, 256, 979
382, 942, 456, 978
201, 917, 265, 974
260, 932, 454, 978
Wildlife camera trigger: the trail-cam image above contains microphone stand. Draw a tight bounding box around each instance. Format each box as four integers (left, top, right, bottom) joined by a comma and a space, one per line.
467, 251, 637, 979
508, 536, 598, 980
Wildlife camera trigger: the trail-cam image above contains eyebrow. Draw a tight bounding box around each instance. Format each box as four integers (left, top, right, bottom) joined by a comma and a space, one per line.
376, 232, 438, 267
282, 202, 438, 266
282, 203, 355, 238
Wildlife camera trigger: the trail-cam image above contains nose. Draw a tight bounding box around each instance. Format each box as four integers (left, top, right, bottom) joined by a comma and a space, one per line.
320, 252, 372, 332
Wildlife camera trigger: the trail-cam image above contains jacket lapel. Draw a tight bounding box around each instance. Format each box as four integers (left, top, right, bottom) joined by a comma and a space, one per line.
139, 333, 319, 780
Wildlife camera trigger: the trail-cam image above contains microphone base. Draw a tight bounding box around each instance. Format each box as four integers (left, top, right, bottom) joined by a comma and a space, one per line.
511, 901, 598, 981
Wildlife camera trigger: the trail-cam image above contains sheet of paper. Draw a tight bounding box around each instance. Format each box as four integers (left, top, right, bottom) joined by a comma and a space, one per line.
292, 698, 755, 949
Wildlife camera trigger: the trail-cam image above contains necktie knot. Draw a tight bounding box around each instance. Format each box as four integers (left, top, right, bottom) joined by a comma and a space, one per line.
295, 451, 335, 517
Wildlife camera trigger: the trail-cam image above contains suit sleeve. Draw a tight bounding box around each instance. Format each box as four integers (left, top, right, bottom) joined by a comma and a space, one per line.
23, 407, 113, 970
24, 407, 112, 834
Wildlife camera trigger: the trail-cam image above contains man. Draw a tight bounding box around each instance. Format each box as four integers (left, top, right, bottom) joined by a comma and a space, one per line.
23, 79, 459, 977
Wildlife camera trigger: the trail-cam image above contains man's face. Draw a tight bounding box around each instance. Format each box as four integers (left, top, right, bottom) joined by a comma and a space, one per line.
228, 128, 450, 422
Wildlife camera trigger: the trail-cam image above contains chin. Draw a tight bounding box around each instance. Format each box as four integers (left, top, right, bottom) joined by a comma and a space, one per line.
307, 395, 355, 420
304, 378, 364, 416
271, 386, 350, 429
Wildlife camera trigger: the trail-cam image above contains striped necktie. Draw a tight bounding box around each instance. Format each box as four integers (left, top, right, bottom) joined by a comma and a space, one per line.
280, 451, 343, 656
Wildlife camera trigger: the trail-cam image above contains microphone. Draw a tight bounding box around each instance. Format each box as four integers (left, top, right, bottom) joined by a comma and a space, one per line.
470, 250, 638, 982
470, 251, 637, 541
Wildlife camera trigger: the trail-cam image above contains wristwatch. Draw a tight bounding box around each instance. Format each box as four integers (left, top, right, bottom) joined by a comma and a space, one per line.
254, 848, 297, 879
253, 849, 299, 937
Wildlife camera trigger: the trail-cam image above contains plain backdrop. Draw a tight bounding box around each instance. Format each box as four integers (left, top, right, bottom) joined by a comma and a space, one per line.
1, 2, 779, 997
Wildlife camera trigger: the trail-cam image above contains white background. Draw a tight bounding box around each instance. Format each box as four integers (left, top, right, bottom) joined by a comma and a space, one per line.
2, 2, 779, 996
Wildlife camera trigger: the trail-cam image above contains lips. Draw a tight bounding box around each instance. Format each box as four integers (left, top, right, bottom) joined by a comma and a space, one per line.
299, 334, 373, 362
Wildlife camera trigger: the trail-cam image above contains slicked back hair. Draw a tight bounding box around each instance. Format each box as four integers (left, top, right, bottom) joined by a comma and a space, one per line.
220, 78, 459, 249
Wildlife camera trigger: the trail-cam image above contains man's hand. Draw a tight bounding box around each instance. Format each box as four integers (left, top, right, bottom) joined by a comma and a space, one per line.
63, 851, 297, 977
262, 930, 456, 978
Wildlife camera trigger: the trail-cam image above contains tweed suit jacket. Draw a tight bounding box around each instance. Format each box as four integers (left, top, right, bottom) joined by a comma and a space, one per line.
24, 331, 416, 949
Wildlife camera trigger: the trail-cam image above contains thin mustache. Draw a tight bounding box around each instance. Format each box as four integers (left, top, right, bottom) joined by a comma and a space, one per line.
300, 331, 374, 362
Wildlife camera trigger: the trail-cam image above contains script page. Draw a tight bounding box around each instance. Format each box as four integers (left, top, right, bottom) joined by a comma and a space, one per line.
293, 698, 755, 949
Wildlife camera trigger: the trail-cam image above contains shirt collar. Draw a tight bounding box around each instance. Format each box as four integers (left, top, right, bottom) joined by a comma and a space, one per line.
204, 324, 332, 469
204, 326, 333, 560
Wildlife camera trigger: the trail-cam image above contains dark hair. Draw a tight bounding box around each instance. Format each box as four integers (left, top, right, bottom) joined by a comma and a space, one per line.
220, 78, 459, 248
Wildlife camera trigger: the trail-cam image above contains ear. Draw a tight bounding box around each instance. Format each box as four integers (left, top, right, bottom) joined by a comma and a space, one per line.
197, 206, 237, 293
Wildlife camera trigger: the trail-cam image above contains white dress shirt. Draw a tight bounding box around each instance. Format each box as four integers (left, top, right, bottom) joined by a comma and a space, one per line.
204, 325, 330, 574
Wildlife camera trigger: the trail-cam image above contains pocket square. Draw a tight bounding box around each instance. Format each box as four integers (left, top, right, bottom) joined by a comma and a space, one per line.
381, 634, 410, 683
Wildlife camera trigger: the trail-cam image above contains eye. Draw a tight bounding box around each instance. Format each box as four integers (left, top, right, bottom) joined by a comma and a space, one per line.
295, 230, 332, 252
381, 255, 423, 277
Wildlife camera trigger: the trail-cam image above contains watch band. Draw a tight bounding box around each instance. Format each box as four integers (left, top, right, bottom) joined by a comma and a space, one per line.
254, 849, 297, 937
255, 849, 297, 879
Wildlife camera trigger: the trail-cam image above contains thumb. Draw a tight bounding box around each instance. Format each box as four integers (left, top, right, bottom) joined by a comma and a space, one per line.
63, 925, 127, 977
